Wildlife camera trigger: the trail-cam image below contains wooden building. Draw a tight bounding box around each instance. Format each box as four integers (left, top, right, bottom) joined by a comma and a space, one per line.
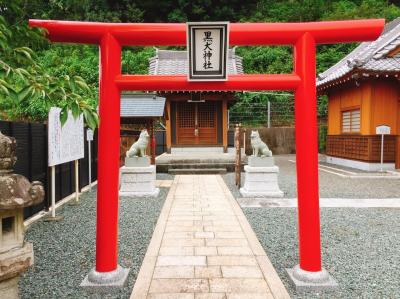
120, 94, 165, 165
317, 18, 400, 171
149, 48, 243, 153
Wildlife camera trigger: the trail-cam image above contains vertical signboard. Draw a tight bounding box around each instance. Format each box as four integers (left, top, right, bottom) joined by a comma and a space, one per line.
47, 107, 84, 219
48, 107, 84, 166
187, 22, 229, 81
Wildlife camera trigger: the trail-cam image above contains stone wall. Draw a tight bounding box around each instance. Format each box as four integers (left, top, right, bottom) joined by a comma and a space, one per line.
241, 127, 296, 155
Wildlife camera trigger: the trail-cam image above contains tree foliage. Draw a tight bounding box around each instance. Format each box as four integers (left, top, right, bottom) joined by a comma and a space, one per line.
0, 1, 98, 128
0, 0, 399, 125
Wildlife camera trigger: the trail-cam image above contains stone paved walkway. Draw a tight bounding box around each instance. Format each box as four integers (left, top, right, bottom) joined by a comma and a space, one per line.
131, 175, 290, 299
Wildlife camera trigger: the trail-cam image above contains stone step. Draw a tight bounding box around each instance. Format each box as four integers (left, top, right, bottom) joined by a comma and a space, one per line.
157, 163, 241, 173
168, 168, 227, 175
165, 163, 233, 169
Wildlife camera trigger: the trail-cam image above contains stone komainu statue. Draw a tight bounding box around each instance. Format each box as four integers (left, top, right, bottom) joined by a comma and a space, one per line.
250, 130, 272, 157
126, 129, 149, 158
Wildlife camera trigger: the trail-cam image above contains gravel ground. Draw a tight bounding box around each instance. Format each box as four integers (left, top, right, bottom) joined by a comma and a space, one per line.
19, 184, 169, 299
243, 208, 400, 298
223, 155, 400, 198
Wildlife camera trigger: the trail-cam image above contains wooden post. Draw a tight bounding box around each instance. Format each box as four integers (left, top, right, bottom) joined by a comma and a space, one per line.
235, 124, 241, 187
222, 98, 228, 153
165, 99, 172, 153
151, 120, 156, 165
396, 136, 400, 169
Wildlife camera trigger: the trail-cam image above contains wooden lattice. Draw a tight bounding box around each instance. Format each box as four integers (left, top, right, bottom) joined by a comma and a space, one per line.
198, 102, 215, 128
178, 103, 195, 128
326, 135, 396, 162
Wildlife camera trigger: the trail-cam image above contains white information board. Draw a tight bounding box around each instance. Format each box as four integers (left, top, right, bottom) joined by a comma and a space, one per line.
48, 107, 84, 166
376, 125, 391, 135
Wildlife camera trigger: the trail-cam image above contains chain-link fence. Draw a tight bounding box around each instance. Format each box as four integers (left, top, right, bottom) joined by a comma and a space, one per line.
229, 92, 327, 128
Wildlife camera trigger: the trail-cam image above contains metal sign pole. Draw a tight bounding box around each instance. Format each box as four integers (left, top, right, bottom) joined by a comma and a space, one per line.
51, 166, 55, 217
88, 139, 92, 191
75, 159, 80, 203
87, 128, 94, 191
376, 125, 390, 173
380, 134, 384, 172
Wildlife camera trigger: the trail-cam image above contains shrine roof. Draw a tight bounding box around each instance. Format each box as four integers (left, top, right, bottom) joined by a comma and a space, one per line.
149, 48, 243, 75
317, 17, 400, 92
120, 94, 165, 118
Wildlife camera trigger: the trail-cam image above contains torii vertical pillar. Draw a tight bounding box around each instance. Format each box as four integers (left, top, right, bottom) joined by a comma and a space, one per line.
82, 33, 130, 286
285, 33, 338, 290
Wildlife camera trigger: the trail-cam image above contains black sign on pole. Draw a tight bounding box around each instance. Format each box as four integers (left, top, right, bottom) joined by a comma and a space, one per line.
187, 22, 229, 81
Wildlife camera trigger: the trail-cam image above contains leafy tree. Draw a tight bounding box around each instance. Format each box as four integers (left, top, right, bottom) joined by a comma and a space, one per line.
0, 2, 98, 128
1, 0, 399, 127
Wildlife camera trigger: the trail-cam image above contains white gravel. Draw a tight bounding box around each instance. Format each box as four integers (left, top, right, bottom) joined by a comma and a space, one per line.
244, 208, 400, 298
19, 185, 168, 299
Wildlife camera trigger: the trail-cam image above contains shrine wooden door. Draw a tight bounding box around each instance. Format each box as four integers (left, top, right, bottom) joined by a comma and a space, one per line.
176, 101, 218, 145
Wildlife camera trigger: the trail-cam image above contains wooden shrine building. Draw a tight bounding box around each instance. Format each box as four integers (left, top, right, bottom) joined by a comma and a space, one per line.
120, 93, 165, 165
149, 48, 244, 153
317, 17, 400, 171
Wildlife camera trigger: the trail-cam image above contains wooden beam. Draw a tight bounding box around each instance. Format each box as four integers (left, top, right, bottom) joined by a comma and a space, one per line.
222, 98, 228, 152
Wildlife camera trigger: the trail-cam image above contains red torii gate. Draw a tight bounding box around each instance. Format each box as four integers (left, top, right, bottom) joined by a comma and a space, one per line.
30, 19, 384, 287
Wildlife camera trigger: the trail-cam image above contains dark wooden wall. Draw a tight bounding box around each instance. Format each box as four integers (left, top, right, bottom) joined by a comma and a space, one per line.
0, 120, 98, 219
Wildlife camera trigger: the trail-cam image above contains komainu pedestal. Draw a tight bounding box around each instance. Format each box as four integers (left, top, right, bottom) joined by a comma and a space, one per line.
119, 157, 159, 197
240, 156, 284, 198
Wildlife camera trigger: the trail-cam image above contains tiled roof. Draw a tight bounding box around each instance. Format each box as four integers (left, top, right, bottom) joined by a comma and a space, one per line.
120, 94, 165, 117
317, 17, 400, 89
149, 48, 244, 75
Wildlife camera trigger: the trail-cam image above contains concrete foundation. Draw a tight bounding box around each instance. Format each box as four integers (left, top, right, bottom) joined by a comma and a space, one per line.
326, 156, 395, 172
119, 164, 159, 197
286, 264, 338, 291
240, 163, 284, 198
81, 265, 130, 289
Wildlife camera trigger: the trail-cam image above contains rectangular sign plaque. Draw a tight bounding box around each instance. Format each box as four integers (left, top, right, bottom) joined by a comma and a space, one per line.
376, 125, 391, 135
187, 22, 229, 81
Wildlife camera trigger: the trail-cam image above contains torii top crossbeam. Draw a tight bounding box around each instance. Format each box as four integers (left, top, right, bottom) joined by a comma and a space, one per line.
30, 19, 384, 92
30, 19, 383, 45
29, 19, 384, 286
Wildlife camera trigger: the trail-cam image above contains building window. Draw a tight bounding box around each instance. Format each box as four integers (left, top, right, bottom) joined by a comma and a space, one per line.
342, 109, 360, 133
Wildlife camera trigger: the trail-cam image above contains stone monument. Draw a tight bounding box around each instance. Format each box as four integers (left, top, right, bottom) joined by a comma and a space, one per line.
119, 129, 159, 197
240, 130, 283, 197
0, 132, 45, 298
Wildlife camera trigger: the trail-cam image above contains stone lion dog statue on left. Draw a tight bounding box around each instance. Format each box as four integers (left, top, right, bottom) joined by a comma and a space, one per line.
126, 129, 149, 157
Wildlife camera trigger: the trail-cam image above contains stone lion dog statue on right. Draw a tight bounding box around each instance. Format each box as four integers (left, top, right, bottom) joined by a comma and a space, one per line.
250, 130, 272, 157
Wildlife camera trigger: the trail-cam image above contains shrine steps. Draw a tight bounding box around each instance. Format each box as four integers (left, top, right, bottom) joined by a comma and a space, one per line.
155, 151, 246, 173
168, 167, 227, 175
